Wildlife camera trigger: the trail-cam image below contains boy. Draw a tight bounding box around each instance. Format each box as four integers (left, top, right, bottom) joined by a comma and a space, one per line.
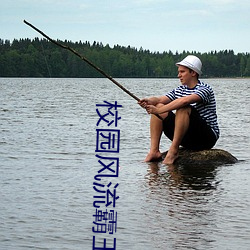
139, 55, 219, 164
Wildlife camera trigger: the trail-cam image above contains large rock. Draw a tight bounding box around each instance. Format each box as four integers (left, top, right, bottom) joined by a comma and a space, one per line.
161, 148, 238, 166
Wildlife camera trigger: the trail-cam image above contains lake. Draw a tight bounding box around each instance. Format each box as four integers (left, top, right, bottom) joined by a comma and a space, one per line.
1, 78, 250, 250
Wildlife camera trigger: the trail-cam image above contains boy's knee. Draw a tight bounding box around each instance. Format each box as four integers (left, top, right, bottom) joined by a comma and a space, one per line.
176, 106, 192, 116
155, 103, 165, 108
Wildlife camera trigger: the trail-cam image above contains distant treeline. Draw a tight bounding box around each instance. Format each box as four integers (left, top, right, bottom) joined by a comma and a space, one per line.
1, 38, 250, 78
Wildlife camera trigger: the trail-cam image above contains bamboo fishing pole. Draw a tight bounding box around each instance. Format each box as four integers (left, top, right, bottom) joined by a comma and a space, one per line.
23, 20, 163, 120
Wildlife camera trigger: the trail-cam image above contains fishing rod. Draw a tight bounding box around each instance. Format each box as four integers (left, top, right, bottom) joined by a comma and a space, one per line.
23, 20, 163, 120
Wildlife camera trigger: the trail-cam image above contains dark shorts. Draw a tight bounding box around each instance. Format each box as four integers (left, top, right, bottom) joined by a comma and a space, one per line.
163, 107, 217, 150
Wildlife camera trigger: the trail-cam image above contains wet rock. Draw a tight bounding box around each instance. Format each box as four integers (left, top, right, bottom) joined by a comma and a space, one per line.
162, 148, 238, 166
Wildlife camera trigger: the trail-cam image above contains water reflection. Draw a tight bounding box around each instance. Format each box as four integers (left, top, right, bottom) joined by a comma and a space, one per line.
147, 161, 220, 191
143, 162, 221, 249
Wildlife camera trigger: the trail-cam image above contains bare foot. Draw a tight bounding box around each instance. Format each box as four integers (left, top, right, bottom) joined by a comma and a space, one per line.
163, 150, 179, 165
144, 151, 162, 162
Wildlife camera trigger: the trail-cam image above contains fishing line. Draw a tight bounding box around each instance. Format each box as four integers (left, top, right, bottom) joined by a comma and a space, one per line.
23, 20, 163, 120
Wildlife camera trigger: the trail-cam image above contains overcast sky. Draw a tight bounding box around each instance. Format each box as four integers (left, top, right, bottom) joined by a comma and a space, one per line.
1, 0, 250, 53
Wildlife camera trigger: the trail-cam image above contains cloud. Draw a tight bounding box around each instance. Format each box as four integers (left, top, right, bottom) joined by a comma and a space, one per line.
205, 0, 237, 4
198, 0, 250, 10
133, 0, 168, 5
79, 3, 89, 10
1, 0, 250, 53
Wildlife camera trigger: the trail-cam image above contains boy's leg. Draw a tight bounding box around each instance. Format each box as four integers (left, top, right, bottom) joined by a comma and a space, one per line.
144, 104, 169, 162
180, 107, 217, 150
163, 106, 191, 164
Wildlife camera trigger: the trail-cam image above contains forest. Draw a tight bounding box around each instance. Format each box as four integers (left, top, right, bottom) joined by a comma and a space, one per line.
0, 38, 250, 78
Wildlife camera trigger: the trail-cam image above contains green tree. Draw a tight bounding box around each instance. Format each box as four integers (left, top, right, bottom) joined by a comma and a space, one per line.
244, 56, 250, 76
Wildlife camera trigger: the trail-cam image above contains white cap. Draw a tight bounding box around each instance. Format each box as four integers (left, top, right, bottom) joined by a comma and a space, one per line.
176, 55, 202, 75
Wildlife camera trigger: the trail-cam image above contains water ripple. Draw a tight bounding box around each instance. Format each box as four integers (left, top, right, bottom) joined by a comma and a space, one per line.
1, 78, 250, 249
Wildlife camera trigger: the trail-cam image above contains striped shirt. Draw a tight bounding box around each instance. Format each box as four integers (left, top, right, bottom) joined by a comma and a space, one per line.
166, 80, 220, 139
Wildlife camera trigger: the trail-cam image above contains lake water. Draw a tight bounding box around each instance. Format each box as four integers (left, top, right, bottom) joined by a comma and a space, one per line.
1, 78, 250, 250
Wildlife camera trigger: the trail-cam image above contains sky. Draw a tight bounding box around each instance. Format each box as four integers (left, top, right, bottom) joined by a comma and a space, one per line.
1, 0, 250, 53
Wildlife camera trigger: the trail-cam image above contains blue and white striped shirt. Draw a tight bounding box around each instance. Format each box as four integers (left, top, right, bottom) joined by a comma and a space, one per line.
166, 80, 220, 139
